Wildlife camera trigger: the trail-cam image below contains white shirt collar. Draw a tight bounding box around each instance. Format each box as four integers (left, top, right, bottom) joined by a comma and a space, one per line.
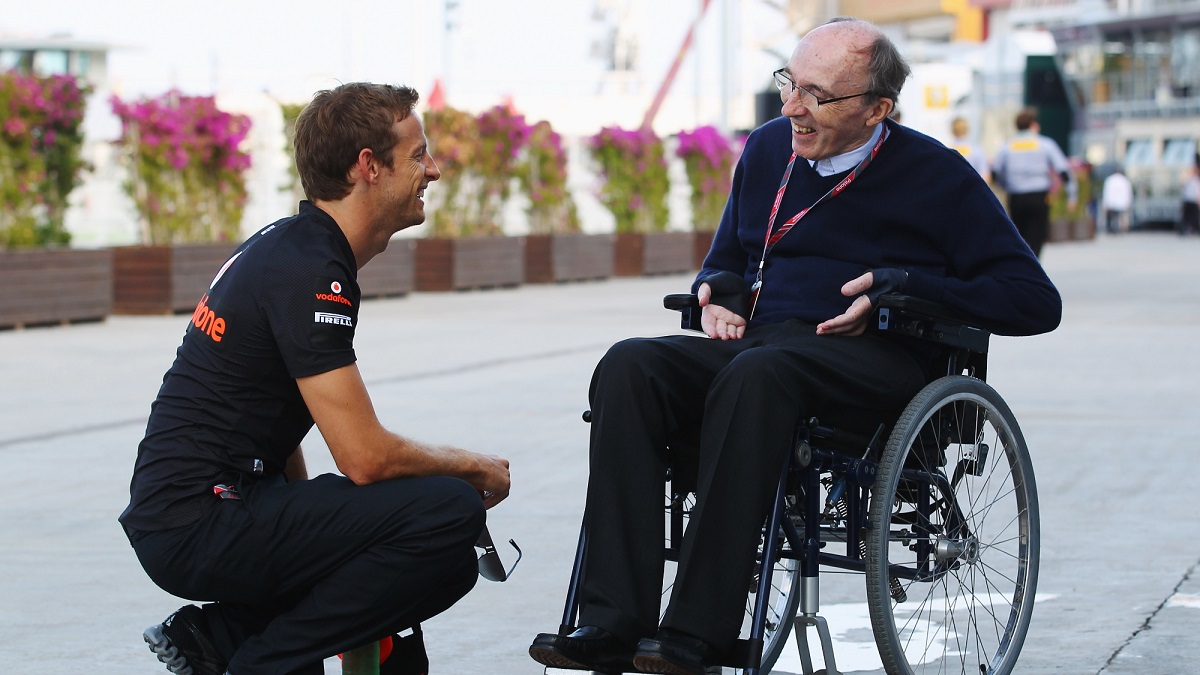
808, 122, 885, 177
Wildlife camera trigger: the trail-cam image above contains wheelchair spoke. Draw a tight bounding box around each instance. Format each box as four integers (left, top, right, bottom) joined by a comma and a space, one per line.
867, 376, 1039, 675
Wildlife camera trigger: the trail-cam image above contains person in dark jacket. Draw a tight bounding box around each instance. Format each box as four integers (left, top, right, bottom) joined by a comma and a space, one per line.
530, 16, 1060, 675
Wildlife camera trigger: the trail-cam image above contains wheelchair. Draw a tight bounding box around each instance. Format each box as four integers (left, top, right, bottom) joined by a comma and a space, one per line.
550, 294, 1039, 675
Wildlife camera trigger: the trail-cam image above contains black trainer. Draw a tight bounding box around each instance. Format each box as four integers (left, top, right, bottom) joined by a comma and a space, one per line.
143, 605, 228, 675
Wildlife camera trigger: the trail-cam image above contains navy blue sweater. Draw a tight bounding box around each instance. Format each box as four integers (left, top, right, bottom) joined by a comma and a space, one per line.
695, 117, 1062, 338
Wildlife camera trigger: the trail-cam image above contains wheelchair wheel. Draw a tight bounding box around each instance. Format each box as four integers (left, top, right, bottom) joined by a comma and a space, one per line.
865, 375, 1039, 675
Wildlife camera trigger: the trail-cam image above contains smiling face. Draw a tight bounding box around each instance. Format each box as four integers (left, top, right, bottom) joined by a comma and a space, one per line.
781, 22, 893, 162
377, 114, 441, 233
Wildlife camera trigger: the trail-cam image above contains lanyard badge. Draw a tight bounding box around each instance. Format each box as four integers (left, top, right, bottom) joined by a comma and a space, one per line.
749, 125, 889, 320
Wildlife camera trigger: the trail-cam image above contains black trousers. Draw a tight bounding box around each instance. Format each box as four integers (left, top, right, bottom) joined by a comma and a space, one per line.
1105, 209, 1126, 234
575, 321, 927, 653
129, 473, 484, 675
1008, 191, 1050, 257
1181, 202, 1199, 234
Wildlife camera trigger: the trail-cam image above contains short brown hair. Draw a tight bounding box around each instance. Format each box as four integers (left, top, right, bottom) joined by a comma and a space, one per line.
293, 83, 420, 201
1015, 107, 1038, 131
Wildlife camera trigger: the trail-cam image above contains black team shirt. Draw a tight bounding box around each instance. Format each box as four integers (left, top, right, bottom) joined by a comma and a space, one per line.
120, 202, 359, 533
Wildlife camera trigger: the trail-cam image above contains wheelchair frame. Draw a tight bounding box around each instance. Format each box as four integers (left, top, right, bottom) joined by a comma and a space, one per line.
553, 294, 1039, 675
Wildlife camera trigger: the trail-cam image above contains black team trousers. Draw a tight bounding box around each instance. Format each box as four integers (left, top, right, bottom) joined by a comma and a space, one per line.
128, 473, 484, 674
575, 320, 927, 654
1008, 191, 1051, 258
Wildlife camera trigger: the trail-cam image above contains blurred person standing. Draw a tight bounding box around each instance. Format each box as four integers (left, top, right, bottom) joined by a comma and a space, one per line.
992, 107, 1075, 257
1181, 158, 1200, 236
950, 116, 989, 181
1101, 165, 1133, 234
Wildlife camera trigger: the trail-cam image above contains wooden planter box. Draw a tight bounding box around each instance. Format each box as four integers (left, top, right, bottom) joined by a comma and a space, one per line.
692, 230, 716, 270
414, 237, 524, 291
0, 248, 113, 329
112, 243, 238, 315
1047, 219, 1071, 243
1072, 217, 1096, 241
613, 231, 697, 277
358, 238, 416, 298
1049, 218, 1095, 243
523, 233, 614, 284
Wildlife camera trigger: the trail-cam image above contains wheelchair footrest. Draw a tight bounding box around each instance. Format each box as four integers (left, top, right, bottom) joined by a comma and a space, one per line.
795, 614, 842, 675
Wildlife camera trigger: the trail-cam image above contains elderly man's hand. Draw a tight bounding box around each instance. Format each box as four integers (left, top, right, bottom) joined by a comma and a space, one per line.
816, 271, 876, 336
698, 282, 747, 340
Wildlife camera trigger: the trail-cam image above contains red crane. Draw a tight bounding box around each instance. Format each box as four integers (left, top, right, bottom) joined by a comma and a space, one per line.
640, 0, 713, 131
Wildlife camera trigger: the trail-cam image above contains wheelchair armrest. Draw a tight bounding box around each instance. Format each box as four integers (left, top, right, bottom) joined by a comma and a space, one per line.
663, 294, 703, 332
873, 294, 990, 354
663, 293, 699, 311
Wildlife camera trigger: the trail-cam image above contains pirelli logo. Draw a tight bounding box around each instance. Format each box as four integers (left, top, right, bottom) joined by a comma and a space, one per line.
314, 312, 353, 327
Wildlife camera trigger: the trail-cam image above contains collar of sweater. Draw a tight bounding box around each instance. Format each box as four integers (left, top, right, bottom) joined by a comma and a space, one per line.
808, 122, 885, 177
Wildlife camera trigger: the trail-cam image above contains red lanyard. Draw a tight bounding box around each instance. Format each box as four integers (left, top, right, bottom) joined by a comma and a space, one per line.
749, 125, 889, 318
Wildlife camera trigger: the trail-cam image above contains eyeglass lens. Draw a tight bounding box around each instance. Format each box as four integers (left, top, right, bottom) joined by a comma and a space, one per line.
775, 71, 814, 106
476, 525, 522, 582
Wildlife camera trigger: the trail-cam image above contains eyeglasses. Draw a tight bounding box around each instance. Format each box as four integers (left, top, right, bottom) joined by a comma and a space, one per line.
772, 68, 871, 108
476, 524, 522, 582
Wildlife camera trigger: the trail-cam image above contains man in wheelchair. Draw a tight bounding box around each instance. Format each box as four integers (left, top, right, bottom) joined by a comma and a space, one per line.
530, 17, 1061, 675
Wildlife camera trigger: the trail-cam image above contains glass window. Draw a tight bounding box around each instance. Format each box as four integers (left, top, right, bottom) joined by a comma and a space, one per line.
1162, 138, 1197, 166
0, 49, 35, 73
1171, 29, 1200, 93
1124, 138, 1155, 166
33, 50, 69, 76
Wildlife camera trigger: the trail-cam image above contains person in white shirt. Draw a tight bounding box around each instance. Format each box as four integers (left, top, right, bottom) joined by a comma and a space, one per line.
1101, 166, 1133, 234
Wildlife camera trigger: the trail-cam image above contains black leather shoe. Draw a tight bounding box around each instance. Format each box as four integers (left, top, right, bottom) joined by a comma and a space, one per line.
632, 629, 713, 675
529, 625, 637, 673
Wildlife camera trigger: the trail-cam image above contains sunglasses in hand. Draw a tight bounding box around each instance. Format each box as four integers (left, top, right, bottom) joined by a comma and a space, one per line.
476, 524, 522, 582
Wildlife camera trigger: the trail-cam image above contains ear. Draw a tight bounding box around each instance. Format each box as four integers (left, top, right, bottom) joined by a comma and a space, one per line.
350, 148, 379, 185
864, 97, 894, 127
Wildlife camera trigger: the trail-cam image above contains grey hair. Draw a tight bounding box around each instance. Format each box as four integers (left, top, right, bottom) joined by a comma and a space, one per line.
825, 16, 910, 103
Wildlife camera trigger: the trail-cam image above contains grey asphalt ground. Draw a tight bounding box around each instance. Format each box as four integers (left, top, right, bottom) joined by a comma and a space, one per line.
1, 231, 1198, 674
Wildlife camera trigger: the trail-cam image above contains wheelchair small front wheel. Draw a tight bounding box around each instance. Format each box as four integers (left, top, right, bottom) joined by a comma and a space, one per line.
865, 375, 1039, 675
739, 552, 801, 674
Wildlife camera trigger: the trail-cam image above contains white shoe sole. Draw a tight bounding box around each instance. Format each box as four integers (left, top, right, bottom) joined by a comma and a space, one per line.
144, 624, 195, 675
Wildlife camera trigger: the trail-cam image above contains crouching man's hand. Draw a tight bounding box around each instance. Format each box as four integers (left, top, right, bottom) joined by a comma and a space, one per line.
474, 453, 511, 509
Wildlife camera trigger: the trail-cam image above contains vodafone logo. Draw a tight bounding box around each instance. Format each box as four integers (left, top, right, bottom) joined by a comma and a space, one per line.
191, 294, 228, 342
315, 277, 353, 307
